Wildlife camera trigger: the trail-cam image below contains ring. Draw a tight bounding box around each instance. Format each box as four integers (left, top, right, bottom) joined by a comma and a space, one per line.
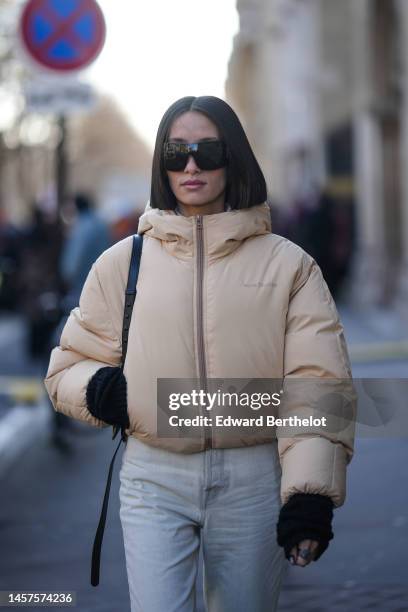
298, 548, 312, 560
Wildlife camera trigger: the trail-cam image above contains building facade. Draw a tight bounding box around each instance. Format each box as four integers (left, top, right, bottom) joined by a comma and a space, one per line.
226, 0, 323, 205
226, 0, 408, 314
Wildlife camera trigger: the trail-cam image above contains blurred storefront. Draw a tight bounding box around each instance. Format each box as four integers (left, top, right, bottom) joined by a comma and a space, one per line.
226, 0, 323, 204
226, 0, 408, 317
352, 0, 407, 315
0, 98, 152, 225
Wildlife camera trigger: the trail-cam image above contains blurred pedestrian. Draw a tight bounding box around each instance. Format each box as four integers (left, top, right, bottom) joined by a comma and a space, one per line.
17, 202, 69, 451
46, 193, 112, 452
325, 190, 355, 298
45, 97, 355, 611
0, 208, 23, 312
60, 192, 112, 310
19, 203, 63, 362
290, 187, 354, 299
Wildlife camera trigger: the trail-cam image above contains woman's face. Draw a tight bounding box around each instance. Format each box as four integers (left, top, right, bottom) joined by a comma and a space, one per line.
166, 111, 227, 216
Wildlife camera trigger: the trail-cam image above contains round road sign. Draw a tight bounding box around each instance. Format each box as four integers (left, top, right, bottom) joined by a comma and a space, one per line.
19, 0, 106, 72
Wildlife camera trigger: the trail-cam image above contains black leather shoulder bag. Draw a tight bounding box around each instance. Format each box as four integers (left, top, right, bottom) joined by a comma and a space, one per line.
91, 233, 143, 587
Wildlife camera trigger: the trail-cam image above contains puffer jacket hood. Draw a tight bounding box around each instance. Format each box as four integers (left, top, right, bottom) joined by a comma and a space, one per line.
138, 202, 271, 260
45, 201, 355, 508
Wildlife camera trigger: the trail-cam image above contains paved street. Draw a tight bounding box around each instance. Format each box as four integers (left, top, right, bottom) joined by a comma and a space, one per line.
0, 425, 129, 612
0, 309, 407, 611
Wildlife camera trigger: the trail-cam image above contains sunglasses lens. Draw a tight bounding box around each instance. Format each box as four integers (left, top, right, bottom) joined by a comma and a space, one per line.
194, 142, 227, 170
164, 155, 188, 171
163, 142, 227, 171
163, 143, 188, 171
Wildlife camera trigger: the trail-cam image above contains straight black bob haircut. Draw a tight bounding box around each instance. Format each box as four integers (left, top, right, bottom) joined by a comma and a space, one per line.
150, 96, 267, 210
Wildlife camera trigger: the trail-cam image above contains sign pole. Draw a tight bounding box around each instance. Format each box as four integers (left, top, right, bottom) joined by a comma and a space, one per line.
19, 0, 106, 212
56, 114, 67, 214
17, 0, 107, 318
18, 0, 106, 215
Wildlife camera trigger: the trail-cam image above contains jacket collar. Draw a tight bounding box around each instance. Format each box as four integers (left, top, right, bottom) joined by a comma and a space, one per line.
137, 202, 272, 261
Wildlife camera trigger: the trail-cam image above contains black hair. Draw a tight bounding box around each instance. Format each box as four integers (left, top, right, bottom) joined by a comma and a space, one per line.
150, 96, 267, 210
73, 192, 94, 213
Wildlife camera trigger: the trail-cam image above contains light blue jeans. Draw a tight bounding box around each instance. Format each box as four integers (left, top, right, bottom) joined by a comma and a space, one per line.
119, 437, 286, 612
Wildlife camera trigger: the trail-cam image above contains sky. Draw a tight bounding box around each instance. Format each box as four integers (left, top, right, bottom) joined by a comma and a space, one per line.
86, 1, 240, 151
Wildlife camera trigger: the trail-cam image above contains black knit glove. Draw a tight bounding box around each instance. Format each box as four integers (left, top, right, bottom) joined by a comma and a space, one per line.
86, 366, 129, 429
276, 493, 334, 562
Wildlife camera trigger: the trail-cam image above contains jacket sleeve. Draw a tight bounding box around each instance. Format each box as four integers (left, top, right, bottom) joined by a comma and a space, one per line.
44, 261, 123, 428
278, 256, 356, 508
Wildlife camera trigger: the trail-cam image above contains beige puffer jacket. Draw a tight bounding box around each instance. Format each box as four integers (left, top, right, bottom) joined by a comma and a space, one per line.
45, 202, 355, 507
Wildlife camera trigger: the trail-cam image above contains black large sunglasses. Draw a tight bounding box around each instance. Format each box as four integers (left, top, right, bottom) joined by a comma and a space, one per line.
163, 141, 228, 171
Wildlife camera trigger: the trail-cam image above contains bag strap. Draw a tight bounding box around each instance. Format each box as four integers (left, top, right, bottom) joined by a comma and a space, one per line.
91, 234, 143, 587
121, 234, 143, 369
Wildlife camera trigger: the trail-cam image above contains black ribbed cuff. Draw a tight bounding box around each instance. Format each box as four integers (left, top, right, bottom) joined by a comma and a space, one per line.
276, 493, 334, 562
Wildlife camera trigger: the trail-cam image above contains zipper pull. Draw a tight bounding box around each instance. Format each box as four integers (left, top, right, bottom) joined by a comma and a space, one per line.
196, 215, 203, 229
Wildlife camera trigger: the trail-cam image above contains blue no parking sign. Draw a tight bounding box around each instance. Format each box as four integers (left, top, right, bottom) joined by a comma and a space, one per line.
19, 0, 106, 72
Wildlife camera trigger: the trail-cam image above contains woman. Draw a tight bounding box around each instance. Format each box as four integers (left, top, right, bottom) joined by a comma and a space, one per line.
45, 96, 355, 612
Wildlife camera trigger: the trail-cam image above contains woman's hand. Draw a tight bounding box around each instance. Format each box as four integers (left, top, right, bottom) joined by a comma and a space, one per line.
289, 538, 320, 567
276, 493, 334, 564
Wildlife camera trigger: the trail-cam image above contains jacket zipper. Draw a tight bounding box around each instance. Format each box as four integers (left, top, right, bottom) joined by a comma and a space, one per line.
196, 216, 212, 450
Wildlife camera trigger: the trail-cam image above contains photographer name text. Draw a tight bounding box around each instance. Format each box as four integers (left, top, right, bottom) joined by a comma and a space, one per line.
168, 415, 327, 428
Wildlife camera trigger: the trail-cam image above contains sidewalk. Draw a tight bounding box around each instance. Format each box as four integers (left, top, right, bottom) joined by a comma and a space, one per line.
278, 583, 408, 610
0, 426, 131, 612
339, 305, 408, 364
0, 314, 49, 479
